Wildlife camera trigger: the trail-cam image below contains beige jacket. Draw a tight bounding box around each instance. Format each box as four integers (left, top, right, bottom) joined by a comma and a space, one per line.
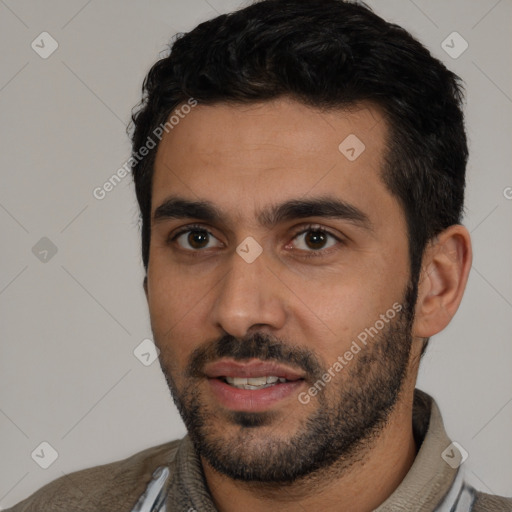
6, 390, 512, 511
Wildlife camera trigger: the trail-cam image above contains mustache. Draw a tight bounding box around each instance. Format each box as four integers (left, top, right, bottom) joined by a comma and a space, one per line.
186, 332, 324, 381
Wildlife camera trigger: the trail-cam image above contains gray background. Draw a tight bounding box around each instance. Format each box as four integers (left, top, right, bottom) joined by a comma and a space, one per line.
0, 0, 511, 508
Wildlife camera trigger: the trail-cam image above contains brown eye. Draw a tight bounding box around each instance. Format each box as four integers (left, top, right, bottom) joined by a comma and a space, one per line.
173, 227, 222, 250
188, 230, 209, 249
291, 227, 339, 252
304, 230, 328, 250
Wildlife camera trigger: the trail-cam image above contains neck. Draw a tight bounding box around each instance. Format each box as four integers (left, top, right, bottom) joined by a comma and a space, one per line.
201, 389, 418, 512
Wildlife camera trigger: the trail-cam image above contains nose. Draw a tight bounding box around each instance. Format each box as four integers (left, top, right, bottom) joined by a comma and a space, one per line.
210, 248, 287, 339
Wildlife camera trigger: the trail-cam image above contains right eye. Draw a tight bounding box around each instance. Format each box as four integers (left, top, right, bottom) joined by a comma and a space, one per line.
171, 225, 223, 251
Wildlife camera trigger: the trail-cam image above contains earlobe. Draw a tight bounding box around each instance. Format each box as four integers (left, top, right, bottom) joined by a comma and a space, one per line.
413, 225, 472, 338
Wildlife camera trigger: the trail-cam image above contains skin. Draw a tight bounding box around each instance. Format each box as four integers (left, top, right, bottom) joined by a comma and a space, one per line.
144, 96, 472, 511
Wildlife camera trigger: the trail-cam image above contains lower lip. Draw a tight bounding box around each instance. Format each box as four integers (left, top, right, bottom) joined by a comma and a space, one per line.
208, 378, 305, 412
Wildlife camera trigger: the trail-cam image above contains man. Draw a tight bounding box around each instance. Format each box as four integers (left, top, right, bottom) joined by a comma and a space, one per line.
7, 0, 511, 511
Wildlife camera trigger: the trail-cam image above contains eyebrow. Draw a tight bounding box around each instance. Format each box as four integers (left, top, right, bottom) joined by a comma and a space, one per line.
153, 196, 372, 231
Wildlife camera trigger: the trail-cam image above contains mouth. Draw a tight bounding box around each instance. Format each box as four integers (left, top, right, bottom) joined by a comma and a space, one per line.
221, 375, 295, 390
204, 359, 306, 412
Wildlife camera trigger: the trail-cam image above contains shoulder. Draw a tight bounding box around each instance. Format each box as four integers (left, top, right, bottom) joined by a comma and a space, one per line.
4, 439, 182, 512
473, 490, 512, 511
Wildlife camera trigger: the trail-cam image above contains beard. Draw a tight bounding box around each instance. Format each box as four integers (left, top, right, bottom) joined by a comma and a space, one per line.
157, 283, 417, 484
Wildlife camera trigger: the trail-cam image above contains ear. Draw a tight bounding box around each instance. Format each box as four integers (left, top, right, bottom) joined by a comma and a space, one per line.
413, 225, 472, 338
143, 275, 148, 301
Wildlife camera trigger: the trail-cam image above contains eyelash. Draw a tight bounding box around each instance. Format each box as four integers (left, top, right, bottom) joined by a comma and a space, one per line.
169, 223, 343, 257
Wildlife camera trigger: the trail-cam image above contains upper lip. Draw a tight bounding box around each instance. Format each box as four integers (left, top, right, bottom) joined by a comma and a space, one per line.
203, 359, 305, 381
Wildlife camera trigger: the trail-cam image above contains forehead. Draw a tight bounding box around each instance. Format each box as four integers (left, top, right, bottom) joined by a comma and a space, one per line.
151, 97, 396, 226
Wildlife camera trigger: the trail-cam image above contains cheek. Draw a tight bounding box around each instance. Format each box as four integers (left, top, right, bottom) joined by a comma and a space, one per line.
296, 281, 379, 348
146, 257, 216, 359
147, 253, 202, 320
287, 257, 406, 356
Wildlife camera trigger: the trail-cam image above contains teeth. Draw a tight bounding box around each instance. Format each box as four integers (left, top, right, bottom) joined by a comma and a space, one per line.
247, 376, 267, 386
225, 376, 286, 389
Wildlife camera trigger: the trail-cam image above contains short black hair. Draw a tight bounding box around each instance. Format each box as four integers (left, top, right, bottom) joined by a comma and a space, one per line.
130, 0, 467, 296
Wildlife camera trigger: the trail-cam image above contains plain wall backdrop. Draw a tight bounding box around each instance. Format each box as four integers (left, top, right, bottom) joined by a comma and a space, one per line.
1, 0, 511, 508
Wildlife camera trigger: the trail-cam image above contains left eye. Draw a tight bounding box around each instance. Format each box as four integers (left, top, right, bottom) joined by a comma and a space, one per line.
173, 228, 223, 250
291, 228, 339, 251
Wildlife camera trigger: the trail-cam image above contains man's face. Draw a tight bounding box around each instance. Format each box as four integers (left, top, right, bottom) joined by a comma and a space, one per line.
146, 97, 416, 481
